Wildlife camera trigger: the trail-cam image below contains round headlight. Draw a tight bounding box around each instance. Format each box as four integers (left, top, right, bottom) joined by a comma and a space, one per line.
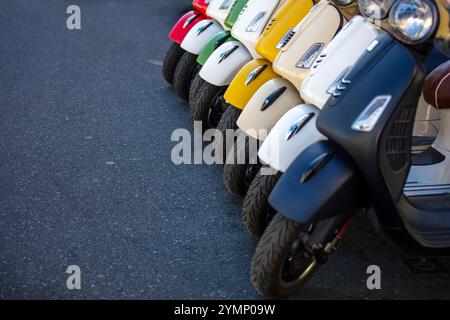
333, 0, 354, 6
359, 0, 391, 19
389, 0, 437, 43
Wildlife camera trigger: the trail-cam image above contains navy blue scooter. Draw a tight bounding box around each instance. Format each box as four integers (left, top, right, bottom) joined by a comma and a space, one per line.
250, 0, 450, 298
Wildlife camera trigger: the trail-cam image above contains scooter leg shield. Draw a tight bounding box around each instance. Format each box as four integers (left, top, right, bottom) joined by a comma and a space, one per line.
258, 104, 324, 173
169, 10, 207, 45
224, 59, 279, 110
196, 31, 235, 65
236, 78, 302, 141
268, 141, 368, 225
199, 41, 253, 87
181, 19, 224, 55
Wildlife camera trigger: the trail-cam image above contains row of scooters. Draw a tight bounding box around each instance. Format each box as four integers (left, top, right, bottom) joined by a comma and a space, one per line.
163, 0, 450, 298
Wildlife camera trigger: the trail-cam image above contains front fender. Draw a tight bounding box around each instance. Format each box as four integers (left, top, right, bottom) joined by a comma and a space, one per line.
224, 59, 278, 110
169, 10, 207, 45
197, 31, 235, 65
258, 104, 324, 173
236, 78, 302, 141
269, 141, 368, 224
181, 19, 224, 55
199, 41, 252, 86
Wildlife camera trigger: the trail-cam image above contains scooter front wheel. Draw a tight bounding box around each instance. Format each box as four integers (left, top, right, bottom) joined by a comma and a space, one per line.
243, 166, 281, 238
173, 52, 201, 101
223, 134, 260, 196
191, 80, 228, 132
162, 42, 185, 85
251, 214, 318, 298
215, 105, 242, 162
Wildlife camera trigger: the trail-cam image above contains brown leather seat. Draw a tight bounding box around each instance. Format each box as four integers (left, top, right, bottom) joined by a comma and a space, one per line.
423, 60, 450, 109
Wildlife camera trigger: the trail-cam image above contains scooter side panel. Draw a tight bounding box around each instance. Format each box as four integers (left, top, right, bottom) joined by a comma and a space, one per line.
181, 19, 224, 55
258, 104, 324, 173
224, 59, 278, 109
224, 0, 250, 29
268, 141, 367, 224
273, 1, 344, 89
230, 0, 282, 59
169, 10, 207, 45
255, 0, 315, 63
300, 16, 379, 108
236, 78, 303, 141
199, 41, 253, 86
197, 31, 235, 65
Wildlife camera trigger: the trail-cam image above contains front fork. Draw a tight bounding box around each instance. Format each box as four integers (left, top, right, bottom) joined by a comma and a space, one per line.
306, 213, 354, 264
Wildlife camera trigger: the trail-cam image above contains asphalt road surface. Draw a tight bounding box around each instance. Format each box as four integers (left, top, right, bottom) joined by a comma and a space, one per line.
1, 0, 450, 300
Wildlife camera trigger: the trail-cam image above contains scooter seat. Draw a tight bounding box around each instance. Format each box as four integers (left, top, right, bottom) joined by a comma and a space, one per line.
423, 60, 450, 109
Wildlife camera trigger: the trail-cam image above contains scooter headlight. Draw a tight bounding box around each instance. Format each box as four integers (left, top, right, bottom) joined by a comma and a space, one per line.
359, 0, 393, 19
388, 0, 437, 43
246, 11, 267, 32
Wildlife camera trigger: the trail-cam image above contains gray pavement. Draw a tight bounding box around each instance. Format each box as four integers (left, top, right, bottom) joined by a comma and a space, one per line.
0, 0, 450, 299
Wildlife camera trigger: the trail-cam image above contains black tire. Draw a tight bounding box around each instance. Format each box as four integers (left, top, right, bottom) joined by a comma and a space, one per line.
251, 214, 318, 298
189, 72, 205, 106
243, 167, 282, 238
223, 133, 260, 196
191, 80, 227, 132
215, 105, 242, 162
162, 42, 185, 85
173, 52, 200, 101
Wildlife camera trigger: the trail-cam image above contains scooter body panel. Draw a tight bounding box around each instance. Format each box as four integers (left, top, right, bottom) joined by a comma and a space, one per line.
169, 10, 208, 45
268, 140, 367, 224
256, 0, 315, 63
258, 104, 324, 173
224, 59, 278, 109
300, 16, 379, 108
236, 78, 302, 140
230, 0, 284, 59
199, 40, 253, 86
181, 19, 224, 55
197, 31, 235, 65
206, 0, 236, 29
273, 0, 344, 89
224, 0, 250, 29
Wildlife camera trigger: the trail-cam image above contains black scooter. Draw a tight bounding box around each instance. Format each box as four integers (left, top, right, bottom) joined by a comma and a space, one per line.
250, 0, 450, 298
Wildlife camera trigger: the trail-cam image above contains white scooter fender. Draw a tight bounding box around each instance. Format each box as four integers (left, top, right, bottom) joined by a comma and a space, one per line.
236, 78, 302, 141
181, 19, 224, 55
199, 40, 253, 86
300, 16, 379, 108
258, 104, 325, 172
